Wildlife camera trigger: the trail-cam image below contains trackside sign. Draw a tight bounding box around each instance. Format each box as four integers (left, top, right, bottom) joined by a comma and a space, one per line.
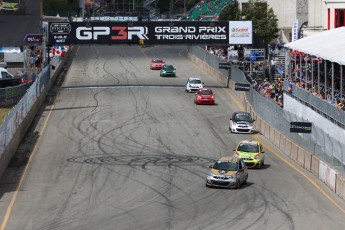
47, 21, 252, 45
229, 21, 252, 45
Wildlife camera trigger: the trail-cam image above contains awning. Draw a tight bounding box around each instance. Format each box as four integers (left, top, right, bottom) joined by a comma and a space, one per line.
284, 27, 345, 66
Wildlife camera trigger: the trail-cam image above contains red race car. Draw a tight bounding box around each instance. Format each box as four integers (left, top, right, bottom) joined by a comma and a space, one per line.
194, 88, 215, 105
150, 59, 165, 70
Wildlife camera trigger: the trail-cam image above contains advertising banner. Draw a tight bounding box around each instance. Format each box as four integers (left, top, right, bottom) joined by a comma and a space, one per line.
48, 21, 253, 46
235, 83, 251, 91
290, 121, 312, 133
229, 21, 252, 45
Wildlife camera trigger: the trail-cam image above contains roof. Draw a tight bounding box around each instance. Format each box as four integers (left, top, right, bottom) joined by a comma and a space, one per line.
218, 156, 238, 162
234, 111, 250, 115
239, 140, 259, 145
284, 27, 345, 65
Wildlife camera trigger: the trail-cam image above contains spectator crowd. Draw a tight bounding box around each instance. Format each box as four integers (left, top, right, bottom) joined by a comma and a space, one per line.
286, 52, 345, 111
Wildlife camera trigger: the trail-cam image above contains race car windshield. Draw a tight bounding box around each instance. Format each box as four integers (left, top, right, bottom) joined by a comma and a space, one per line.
235, 114, 252, 122
153, 59, 163, 63
164, 65, 174, 70
237, 144, 259, 152
212, 161, 238, 171
198, 89, 213, 95
190, 79, 201, 84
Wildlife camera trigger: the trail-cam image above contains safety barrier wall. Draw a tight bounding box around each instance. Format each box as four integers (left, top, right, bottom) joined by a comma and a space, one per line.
304, 150, 312, 172
319, 160, 337, 192
284, 81, 345, 127
297, 147, 305, 167
311, 155, 320, 177
336, 174, 345, 199
186, 45, 345, 201
0, 50, 73, 179
283, 87, 345, 166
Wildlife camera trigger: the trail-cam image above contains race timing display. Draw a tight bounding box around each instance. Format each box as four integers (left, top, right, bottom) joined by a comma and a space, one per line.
48, 21, 252, 45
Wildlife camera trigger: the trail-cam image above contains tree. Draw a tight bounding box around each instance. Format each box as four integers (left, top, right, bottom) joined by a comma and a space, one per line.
219, 0, 240, 21
43, 0, 79, 13
241, 0, 279, 43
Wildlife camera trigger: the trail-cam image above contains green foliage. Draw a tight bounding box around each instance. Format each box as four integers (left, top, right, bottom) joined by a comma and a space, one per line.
256, 8, 279, 42
158, 0, 173, 14
219, 0, 240, 21
43, 0, 78, 12
187, 0, 200, 11
241, 0, 279, 42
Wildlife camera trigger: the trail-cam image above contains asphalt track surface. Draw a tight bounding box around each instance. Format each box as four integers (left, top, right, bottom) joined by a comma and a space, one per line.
1, 45, 345, 230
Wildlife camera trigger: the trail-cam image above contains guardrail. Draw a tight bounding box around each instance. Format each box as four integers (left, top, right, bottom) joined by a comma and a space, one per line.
186, 45, 345, 200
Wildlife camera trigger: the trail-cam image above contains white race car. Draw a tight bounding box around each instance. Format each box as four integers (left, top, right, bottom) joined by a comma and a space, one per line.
185, 77, 204, 92
229, 112, 255, 134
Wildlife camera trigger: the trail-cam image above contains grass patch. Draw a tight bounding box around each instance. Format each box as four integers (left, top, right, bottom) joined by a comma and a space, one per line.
0, 107, 12, 124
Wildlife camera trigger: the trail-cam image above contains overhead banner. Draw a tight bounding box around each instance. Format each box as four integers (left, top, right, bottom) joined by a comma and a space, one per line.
48, 21, 253, 45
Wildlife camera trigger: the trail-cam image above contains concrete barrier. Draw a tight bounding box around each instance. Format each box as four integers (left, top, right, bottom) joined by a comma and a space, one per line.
186, 53, 227, 86
253, 115, 259, 132
273, 129, 280, 148
263, 120, 270, 139
311, 155, 320, 177
284, 139, 292, 157
336, 174, 345, 199
319, 160, 336, 192
279, 135, 286, 152
0, 49, 75, 180
304, 150, 312, 171
269, 126, 275, 143
297, 147, 305, 167
290, 143, 299, 162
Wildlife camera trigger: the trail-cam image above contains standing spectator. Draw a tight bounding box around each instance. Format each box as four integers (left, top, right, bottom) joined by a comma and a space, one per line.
30, 46, 35, 57
277, 64, 283, 76
270, 58, 277, 77
35, 55, 41, 72
30, 56, 35, 69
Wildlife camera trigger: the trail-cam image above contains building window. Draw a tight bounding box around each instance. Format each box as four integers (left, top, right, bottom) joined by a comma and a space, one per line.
335, 9, 345, 28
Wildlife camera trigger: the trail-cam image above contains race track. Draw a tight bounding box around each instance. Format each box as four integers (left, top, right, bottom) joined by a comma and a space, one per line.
0, 45, 345, 230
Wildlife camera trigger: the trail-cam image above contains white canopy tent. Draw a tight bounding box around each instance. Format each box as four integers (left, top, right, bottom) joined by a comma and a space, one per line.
285, 27, 345, 100
284, 27, 345, 65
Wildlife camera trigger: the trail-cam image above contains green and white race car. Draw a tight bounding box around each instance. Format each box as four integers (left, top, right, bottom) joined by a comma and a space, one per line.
160, 64, 176, 77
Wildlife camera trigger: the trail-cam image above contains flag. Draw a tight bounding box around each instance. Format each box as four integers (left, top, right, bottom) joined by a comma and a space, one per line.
292, 19, 299, 42
51, 46, 66, 57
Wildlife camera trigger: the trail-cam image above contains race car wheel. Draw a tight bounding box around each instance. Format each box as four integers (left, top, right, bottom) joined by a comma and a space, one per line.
206, 183, 211, 188
236, 179, 241, 189
258, 161, 263, 169
244, 175, 248, 184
